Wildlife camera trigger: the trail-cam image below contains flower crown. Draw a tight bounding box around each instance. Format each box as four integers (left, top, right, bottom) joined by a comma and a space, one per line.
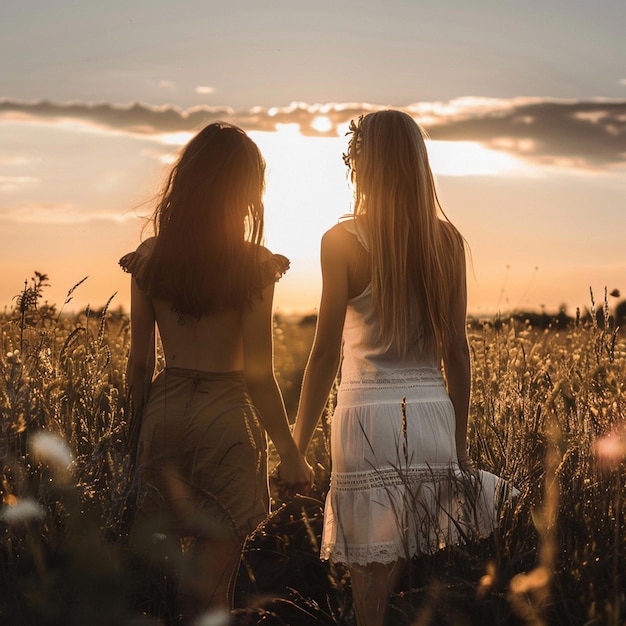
342, 115, 364, 169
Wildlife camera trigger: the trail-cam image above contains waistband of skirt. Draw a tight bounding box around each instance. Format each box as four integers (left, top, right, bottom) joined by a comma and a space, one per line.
336, 381, 449, 407
161, 367, 245, 382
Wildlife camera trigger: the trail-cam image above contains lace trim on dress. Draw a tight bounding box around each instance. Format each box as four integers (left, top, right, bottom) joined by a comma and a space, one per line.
324, 467, 520, 566
331, 464, 465, 492
321, 541, 401, 565
340, 366, 443, 390
322, 473, 505, 565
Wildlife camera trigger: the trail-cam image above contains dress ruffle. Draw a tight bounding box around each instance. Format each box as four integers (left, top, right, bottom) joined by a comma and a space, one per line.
258, 253, 290, 287
119, 240, 290, 293
321, 464, 516, 565
321, 381, 519, 566
119, 250, 146, 289
118, 238, 154, 293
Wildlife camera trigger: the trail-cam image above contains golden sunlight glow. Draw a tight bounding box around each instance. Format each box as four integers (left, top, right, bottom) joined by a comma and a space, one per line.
157, 131, 195, 146
427, 140, 532, 176
2, 114, 624, 319
249, 128, 353, 312
138, 127, 537, 312
246, 129, 537, 312
250, 129, 351, 258
310, 115, 333, 133
151, 128, 534, 256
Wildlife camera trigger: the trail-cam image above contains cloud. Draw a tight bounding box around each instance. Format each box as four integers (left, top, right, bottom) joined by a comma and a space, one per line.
157, 80, 178, 92
195, 86, 215, 95
1, 97, 625, 170
0, 202, 137, 224
0, 155, 37, 166
0, 175, 38, 191
419, 97, 626, 170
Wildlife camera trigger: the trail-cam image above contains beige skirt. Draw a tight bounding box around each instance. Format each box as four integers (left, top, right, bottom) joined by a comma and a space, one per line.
132, 368, 269, 546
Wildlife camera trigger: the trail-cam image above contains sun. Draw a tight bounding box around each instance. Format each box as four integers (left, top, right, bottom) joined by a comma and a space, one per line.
250, 127, 351, 258
310, 115, 333, 133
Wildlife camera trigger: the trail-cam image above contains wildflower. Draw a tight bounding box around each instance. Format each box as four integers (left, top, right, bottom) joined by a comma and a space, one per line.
194, 608, 231, 626
476, 561, 496, 600
29, 431, 73, 471
596, 426, 626, 466
0, 498, 46, 525
6, 350, 21, 364
510, 565, 551, 595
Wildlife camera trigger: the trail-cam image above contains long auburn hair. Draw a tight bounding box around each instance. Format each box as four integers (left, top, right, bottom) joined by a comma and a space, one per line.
141, 122, 266, 316
344, 110, 466, 356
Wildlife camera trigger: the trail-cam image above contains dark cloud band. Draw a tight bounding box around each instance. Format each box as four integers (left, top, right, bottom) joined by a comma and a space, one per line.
1, 98, 624, 168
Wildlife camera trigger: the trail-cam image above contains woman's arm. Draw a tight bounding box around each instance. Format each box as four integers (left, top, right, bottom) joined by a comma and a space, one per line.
242, 280, 313, 491
441, 242, 472, 468
127, 277, 156, 424
292, 228, 349, 455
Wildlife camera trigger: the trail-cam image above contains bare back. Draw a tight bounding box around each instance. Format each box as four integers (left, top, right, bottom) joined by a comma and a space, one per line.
123, 238, 292, 381
152, 301, 245, 372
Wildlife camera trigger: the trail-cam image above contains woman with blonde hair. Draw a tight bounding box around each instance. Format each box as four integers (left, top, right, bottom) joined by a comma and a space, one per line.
292, 110, 511, 626
120, 122, 313, 623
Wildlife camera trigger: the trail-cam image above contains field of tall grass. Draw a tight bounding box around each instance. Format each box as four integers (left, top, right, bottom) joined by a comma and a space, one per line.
0, 274, 624, 626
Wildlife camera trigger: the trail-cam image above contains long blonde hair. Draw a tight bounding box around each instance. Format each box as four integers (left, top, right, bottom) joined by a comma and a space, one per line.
344, 110, 465, 356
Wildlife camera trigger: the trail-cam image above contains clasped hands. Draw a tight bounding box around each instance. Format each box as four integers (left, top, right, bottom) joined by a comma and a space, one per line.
270, 453, 314, 501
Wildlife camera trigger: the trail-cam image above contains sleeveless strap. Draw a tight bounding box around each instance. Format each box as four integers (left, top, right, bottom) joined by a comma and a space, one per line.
340, 216, 369, 252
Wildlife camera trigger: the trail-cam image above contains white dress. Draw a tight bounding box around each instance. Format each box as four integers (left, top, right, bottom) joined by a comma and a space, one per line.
320, 220, 515, 566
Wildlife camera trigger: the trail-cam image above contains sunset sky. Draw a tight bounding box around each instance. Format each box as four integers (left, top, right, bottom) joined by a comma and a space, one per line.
1, 0, 625, 317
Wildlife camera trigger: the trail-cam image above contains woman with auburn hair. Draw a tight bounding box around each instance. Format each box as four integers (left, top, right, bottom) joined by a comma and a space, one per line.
292, 110, 513, 626
120, 122, 313, 623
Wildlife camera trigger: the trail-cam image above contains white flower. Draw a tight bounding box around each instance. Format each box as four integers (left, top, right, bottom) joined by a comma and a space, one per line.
0, 498, 46, 524
596, 432, 626, 464
193, 608, 231, 626
29, 431, 73, 470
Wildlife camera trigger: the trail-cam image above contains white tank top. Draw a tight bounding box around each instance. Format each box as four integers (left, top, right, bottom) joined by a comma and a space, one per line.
339, 218, 442, 392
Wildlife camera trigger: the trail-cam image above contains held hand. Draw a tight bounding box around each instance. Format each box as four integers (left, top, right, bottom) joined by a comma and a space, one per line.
270, 454, 314, 501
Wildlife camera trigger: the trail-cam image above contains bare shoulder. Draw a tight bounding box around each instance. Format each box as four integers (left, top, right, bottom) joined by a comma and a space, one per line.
322, 221, 357, 249
319, 226, 349, 269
